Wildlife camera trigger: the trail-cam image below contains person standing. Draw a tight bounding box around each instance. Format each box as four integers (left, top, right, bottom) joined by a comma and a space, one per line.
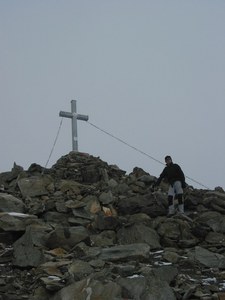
154, 155, 186, 215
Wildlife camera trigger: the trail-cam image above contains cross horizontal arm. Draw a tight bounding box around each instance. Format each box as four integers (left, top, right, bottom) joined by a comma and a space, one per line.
59, 111, 72, 118
59, 111, 89, 121
76, 114, 89, 121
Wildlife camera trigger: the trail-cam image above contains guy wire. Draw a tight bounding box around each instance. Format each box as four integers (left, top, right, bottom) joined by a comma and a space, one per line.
42, 117, 64, 175
87, 121, 211, 189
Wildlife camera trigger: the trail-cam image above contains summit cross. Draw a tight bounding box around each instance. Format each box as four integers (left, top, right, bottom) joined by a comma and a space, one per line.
59, 100, 89, 151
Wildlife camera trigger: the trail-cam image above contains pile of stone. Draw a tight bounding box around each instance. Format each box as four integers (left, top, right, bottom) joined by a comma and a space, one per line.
0, 151, 225, 300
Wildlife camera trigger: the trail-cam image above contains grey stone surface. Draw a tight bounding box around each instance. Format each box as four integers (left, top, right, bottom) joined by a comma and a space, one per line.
0, 152, 225, 299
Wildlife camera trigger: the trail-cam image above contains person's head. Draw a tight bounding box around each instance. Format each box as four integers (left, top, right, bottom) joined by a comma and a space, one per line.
165, 155, 172, 165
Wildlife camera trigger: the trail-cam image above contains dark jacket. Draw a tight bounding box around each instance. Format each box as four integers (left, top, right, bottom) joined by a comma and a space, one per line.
156, 163, 185, 186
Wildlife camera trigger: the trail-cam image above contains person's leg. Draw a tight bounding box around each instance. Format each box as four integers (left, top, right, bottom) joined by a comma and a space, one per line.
168, 186, 175, 215
174, 181, 184, 213
177, 194, 184, 213
168, 195, 175, 215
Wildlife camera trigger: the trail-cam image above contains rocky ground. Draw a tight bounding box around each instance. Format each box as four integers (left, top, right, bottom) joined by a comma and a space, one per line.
0, 151, 225, 300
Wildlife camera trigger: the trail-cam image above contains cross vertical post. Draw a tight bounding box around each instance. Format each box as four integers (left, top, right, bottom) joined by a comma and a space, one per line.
59, 100, 89, 151
71, 100, 78, 151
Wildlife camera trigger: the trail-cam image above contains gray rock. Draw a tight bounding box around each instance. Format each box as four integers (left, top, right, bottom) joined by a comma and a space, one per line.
13, 225, 48, 267
99, 190, 114, 204
98, 243, 150, 262
17, 175, 54, 197
108, 178, 118, 188
50, 278, 122, 300
191, 246, 225, 269
90, 230, 116, 247
195, 211, 225, 233
0, 212, 37, 231
91, 213, 120, 231
117, 223, 161, 249
45, 226, 89, 250
117, 194, 166, 217
205, 231, 225, 246
142, 274, 176, 300
0, 193, 25, 212
43, 211, 70, 225
116, 276, 147, 299
68, 260, 93, 280
137, 174, 156, 183
152, 265, 178, 284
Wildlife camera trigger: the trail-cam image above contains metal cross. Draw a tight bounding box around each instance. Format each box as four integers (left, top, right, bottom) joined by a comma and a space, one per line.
59, 100, 89, 151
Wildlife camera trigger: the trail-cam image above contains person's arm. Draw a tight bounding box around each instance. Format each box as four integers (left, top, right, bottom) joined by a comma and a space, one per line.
155, 168, 166, 186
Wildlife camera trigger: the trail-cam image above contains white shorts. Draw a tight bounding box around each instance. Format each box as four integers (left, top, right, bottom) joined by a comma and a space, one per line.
168, 181, 183, 197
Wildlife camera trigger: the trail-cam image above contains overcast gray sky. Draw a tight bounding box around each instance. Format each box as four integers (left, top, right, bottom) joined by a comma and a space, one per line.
0, 1, 224, 190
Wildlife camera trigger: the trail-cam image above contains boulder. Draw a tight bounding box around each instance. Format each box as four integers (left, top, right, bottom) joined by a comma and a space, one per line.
117, 223, 161, 249
50, 278, 122, 300
45, 226, 89, 250
0, 193, 25, 212
17, 175, 54, 197
13, 224, 49, 267
190, 246, 225, 269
